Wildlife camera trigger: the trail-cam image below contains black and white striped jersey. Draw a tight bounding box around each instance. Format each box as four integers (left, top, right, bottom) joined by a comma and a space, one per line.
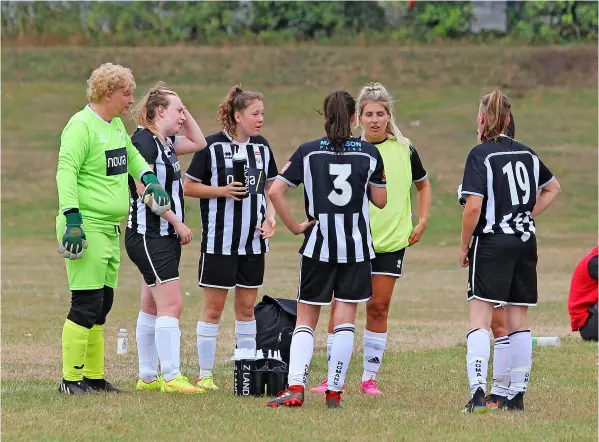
278, 137, 386, 263
127, 127, 184, 237
460, 135, 554, 241
185, 131, 278, 255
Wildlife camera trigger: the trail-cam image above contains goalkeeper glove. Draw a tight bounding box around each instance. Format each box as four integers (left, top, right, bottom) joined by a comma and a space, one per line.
141, 173, 171, 215
58, 210, 88, 259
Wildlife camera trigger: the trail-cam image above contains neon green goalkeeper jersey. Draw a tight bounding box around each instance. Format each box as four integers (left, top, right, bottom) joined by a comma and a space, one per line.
56, 105, 151, 228
369, 136, 428, 252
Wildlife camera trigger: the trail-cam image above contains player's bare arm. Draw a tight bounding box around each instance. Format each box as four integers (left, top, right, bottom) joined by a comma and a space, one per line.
183, 176, 246, 200
532, 179, 561, 218
368, 184, 387, 209
268, 179, 314, 235
256, 180, 277, 239
173, 106, 208, 155
409, 178, 431, 245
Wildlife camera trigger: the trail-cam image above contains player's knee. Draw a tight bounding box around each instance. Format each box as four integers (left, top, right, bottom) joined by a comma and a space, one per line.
202, 306, 223, 323
367, 302, 390, 324
67, 289, 104, 329
141, 293, 158, 316
491, 314, 509, 337
159, 296, 183, 318
235, 305, 255, 322
95, 286, 114, 325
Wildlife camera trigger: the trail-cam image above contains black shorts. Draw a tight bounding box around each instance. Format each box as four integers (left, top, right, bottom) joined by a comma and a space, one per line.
468, 234, 538, 306
199, 253, 265, 289
125, 229, 181, 286
297, 256, 372, 305
580, 304, 598, 341
371, 249, 406, 278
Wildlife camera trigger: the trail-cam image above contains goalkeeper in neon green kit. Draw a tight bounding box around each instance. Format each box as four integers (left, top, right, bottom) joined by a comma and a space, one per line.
56, 63, 171, 394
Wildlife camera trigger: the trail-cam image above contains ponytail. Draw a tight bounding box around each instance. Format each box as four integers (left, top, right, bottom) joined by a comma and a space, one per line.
130, 81, 172, 141
479, 90, 512, 142
216, 85, 264, 136
323, 90, 355, 154
506, 112, 515, 138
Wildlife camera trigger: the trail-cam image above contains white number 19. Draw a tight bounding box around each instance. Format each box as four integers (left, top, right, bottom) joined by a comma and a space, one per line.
502, 161, 530, 205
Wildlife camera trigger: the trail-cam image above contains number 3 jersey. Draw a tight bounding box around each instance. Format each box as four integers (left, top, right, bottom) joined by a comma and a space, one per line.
185, 131, 278, 255
278, 137, 386, 263
460, 135, 555, 241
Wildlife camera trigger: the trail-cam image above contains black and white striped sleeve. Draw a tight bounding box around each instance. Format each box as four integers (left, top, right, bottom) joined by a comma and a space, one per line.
185, 148, 209, 183
266, 145, 279, 182
277, 148, 303, 188
538, 158, 555, 189
132, 131, 158, 164
461, 148, 486, 198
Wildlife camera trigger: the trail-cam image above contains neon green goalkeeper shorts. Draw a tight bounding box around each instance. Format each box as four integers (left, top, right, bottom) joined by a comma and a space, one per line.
56, 216, 121, 290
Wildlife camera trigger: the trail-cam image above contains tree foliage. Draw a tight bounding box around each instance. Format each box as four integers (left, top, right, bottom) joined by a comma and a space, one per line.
1, 1, 596, 46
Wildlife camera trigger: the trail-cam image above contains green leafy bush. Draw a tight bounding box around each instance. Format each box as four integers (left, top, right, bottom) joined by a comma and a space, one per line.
1, 1, 596, 46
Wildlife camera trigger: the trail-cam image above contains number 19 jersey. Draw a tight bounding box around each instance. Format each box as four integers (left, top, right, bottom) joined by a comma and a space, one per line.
460, 135, 554, 241
278, 137, 386, 263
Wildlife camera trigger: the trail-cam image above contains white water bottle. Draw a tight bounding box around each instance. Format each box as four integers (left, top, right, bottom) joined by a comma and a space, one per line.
117, 328, 129, 354
532, 337, 560, 347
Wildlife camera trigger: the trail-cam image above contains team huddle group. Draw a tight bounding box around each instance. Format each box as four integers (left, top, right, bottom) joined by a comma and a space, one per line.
55, 62, 560, 413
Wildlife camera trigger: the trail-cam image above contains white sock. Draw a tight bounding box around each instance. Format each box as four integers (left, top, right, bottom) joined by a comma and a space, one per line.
197, 321, 219, 378
235, 320, 257, 351
490, 336, 511, 397
287, 326, 314, 388
136, 311, 159, 382
328, 323, 356, 392
155, 316, 181, 382
362, 329, 387, 382
326, 333, 334, 362
466, 328, 490, 396
507, 329, 532, 399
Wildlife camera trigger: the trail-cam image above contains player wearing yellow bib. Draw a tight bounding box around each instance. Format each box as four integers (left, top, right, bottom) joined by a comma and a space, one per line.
311, 82, 431, 396
56, 63, 171, 394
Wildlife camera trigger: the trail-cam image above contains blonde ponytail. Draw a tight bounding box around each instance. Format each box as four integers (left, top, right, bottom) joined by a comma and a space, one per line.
130, 81, 173, 142
356, 82, 409, 147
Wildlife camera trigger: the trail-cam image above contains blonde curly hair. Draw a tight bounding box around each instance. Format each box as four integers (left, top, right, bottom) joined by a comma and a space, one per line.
86, 63, 136, 103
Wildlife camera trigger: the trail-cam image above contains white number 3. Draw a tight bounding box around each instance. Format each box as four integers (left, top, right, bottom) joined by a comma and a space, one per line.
328, 164, 352, 206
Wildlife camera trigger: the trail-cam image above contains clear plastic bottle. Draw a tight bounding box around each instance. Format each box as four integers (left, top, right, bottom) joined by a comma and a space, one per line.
532, 337, 560, 347
117, 328, 129, 354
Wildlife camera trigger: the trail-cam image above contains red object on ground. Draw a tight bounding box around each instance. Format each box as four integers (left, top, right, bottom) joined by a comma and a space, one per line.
568, 246, 598, 331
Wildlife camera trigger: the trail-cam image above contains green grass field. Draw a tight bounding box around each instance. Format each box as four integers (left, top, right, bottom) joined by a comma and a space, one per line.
2, 45, 597, 441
